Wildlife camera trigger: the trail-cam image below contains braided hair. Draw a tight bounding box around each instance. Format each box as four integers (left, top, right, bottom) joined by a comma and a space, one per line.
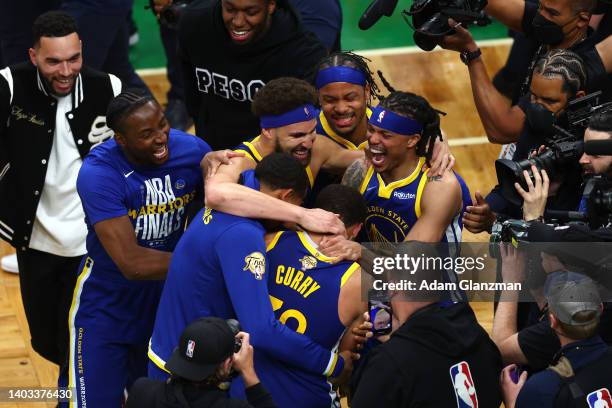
106, 89, 157, 134
534, 49, 587, 98
314, 51, 381, 102
377, 71, 445, 163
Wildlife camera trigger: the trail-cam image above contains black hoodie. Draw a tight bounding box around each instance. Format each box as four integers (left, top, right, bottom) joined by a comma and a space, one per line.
351, 302, 503, 408
178, 0, 326, 150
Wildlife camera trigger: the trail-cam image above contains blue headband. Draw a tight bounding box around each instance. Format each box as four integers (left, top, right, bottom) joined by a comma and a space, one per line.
369, 105, 424, 136
260, 104, 316, 129
315, 66, 367, 89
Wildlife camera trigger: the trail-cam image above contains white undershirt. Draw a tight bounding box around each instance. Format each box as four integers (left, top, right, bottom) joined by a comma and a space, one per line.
29, 94, 87, 257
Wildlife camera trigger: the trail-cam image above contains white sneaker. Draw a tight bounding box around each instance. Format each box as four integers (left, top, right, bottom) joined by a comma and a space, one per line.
1, 253, 18, 274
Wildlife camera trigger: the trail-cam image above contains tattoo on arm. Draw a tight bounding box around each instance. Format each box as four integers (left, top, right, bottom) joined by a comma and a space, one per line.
342, 159, 367, 189
427, 175, 442, 182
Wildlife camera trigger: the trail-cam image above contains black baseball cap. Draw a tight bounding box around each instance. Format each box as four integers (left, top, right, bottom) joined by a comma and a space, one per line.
165, 317, 235, 382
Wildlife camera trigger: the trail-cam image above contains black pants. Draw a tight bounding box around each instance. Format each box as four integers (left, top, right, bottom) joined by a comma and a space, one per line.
16, 248, 81, 366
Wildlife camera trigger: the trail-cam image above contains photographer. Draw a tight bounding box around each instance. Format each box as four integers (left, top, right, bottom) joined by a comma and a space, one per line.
463, 49, 588, 234
500, 272, 612, 408
492, 111, 612, 372
438, 0, 611, 145
127, 317, 276, 407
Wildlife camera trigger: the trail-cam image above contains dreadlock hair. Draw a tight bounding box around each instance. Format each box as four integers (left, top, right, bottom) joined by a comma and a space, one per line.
251, 77, 318, 117
32, 11, 78, 46
377, 71, 444, 163
106, 89, 158, 134
314, 51, 381, 101
533, 49, 587, 98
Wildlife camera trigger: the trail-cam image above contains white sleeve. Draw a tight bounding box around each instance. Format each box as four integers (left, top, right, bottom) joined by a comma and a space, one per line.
109, 73, 122, 96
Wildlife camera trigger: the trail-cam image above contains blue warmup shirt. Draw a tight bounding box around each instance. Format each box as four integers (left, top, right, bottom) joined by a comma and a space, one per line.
232, 230, 359, 408
148, 207, 340, 378
76, 129, 210, 284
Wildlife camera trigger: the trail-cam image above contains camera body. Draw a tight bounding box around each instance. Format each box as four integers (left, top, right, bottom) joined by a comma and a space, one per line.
405, 0, 491, 51
489, 219, 531, 259
495, 92, 607, 206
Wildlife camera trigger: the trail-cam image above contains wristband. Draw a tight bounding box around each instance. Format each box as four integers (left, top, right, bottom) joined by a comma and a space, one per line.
460, 48, 482, 65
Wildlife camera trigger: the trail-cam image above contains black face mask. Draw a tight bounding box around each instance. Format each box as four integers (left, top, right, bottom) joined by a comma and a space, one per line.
532, 12, 565, 45
525, 102, 556, 136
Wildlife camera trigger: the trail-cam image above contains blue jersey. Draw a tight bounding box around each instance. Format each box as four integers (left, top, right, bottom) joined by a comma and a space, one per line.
76, 129, 210, 283
316, 107, 371, 151
149, 208, 339, 379
359, 158, 470, 249
234, 135, 315, 188
255, 231, 358, 408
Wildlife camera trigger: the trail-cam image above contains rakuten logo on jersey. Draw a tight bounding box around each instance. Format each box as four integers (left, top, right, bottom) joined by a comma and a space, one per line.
393, 191, 416, 200
195, 68, 265, 102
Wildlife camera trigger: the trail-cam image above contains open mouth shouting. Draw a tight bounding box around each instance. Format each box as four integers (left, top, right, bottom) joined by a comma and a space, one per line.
369, 145, 386, 168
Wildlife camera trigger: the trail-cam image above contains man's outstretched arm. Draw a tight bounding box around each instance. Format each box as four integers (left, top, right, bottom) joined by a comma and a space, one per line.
205, 157, 345, 235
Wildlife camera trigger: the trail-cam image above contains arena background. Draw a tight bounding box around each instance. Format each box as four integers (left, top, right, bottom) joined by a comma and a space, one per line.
0, 2, 512, 403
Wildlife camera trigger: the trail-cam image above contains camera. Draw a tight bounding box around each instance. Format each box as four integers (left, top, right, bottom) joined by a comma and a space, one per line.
404, 0, 491, 51
159, 0, 193, 29
582, 176, 612, 229
358, 0, 491, 51
226, 319, 242, 353
495, 92, 607, 206
488, 219, 531, 259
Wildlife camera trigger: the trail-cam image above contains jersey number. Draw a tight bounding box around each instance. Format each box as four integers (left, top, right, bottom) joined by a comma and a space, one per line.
269, 295, 307, 334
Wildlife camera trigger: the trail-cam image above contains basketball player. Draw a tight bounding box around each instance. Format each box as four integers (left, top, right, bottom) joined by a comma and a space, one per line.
322, 90, 471, 263
148, 154, 354, 384
230, 184, 369, 408
61, 91, 211, 407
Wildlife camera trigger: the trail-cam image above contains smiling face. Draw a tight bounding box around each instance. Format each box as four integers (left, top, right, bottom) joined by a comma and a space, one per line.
29, 33, 82, 97
319, 82, 369, 138
114, 101, 171, 167
221, 0, 275, 45
366, 122, 419, 174
270, 119, 317, 166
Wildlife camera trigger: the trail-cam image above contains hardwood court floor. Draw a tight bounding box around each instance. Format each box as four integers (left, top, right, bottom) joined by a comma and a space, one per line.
0, 43, 509, 401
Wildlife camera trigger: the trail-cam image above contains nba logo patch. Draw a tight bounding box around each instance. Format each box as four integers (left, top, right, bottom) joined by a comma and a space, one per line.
186, 340, 195, 358
377, 110, 386, 123
449, 361, 478, 408
587, 388, 612, 408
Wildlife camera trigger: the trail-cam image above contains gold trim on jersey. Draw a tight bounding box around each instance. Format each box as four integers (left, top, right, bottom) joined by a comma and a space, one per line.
148, 339, 171, 374
376, 157, 426, 199
305, 166, 315, 188
340, 263, 360, 288
359, 166, 375, 194
415, 168, 430, 218
234, 135, 263, 162
266, 231, 284, 252
318, 107, 371, 151
296, 231, 335, 263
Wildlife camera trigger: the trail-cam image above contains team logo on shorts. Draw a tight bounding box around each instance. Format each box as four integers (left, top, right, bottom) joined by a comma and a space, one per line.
175, 179, 186, 190
377, 110, 386, 123
587, 388, 612, 408
186, 340, 195, 358
449, 361, 478, 408
299, 255, 317, 270
244, 252, 266, 280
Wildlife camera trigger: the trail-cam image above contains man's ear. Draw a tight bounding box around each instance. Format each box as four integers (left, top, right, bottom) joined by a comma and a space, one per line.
261, 127, 274, 141
267, 0, 276, 14
28, 48, 37, 67
549, 313, 559, 330
577, 11, 591, 27
114, 130, 126, 147
347, 223, 363, 241
575, 90, 586, 100
364, 84, 371, 103
407, 134, 421, 149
